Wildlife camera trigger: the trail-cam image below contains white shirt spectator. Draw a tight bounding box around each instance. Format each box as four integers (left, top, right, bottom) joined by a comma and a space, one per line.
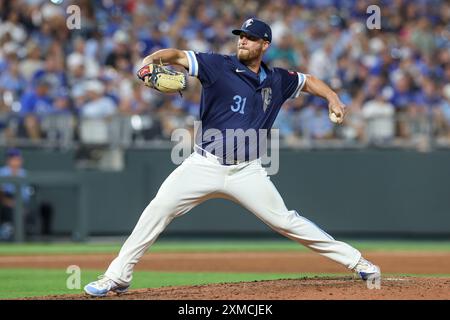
0, 21, 27, 43
82, 97, 117, 118
80, 80, 117, 118
67, 52, 99, 79
308, 41, 336, 80
362, 98, 395, 141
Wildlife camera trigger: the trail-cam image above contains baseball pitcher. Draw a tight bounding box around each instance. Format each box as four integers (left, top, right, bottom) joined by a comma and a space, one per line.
85, 18, 380, 297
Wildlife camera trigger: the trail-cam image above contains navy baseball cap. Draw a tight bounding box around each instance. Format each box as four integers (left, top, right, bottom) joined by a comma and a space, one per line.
6, 148, 21, 158
232, 18, 272, 43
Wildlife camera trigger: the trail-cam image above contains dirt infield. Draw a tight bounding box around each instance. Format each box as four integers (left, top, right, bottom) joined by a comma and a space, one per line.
37, 277, 449, 300
2, 251, 449, 299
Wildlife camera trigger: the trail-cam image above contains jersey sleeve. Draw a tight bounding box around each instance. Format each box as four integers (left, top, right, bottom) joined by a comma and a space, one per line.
276, 68, 307, 101
183, 51, 224, 87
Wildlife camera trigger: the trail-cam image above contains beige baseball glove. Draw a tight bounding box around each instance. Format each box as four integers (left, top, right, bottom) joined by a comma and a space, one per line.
137, 62, 187, 94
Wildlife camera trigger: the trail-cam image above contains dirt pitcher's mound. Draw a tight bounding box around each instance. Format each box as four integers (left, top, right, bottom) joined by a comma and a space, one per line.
33, 277, 450, 300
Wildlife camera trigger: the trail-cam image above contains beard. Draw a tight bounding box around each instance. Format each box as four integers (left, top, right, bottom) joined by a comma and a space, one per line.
237, 46, 262, 63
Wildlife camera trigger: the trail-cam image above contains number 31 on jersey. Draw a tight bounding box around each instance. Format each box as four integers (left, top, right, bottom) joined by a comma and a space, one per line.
230, 95, 246, 114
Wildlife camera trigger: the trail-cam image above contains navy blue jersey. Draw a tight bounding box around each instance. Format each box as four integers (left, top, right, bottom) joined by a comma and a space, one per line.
184, 50, 306, 163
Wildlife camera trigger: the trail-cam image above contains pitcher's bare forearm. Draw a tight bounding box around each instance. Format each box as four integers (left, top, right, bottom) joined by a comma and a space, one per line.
301, 75, 340, 104
142, 49, 189, 69
301, 74, 346, 121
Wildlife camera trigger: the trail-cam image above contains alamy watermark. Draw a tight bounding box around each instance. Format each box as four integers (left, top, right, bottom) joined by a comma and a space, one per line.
171, 121, 280, 175
66, 5, 81, 30
49, 0, 81, 30
366, 5, 381, 30
366, 274, 381, 290
66, 265, 81, 289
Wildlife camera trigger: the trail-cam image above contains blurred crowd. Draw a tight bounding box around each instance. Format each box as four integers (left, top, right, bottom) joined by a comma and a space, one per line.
0, 0, 449, 149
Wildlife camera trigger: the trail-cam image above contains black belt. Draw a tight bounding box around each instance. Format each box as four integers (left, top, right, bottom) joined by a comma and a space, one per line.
195, 148, 245, 165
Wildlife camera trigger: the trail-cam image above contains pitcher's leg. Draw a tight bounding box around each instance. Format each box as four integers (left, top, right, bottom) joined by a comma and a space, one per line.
225, 163, 361, 269
104, 196, 199, 285
105, 155, 222, 285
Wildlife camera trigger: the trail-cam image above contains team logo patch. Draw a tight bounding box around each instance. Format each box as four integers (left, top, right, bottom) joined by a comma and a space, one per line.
244, 18, 254, 28
261, 87, 272, 112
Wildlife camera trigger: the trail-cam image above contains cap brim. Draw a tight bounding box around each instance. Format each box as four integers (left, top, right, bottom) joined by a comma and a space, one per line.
232, 29, 261, 40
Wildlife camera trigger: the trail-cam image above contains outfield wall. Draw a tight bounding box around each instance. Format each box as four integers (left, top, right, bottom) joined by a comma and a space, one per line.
3, 148, 450, 238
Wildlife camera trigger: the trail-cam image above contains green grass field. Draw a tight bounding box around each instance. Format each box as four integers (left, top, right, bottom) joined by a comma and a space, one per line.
0, 269, 338, 299
1, 239, 450, 255
0, 240, 449, 299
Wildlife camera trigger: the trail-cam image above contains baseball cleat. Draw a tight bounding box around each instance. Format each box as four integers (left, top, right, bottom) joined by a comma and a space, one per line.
84, 275, 129, 297
353, 257, 381, 281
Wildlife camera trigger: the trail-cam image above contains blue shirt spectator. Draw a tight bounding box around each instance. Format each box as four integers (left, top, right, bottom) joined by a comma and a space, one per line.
300, 104, 334, 139
273, 102, 296, 138
0, 61, 26, 98
0, 148, 31, 203
390, 89, 414, 110
19, 78, 54, 117
389, 75, 415, 110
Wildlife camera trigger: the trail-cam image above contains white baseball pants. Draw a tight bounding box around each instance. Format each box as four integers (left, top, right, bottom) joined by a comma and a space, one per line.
105, 151, 361, 285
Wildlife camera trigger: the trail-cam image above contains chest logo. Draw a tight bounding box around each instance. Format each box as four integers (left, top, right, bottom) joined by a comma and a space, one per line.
235, 68, 246, 73
261, 87, 272, 112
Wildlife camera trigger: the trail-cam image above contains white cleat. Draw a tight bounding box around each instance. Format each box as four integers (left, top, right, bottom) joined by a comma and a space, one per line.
353, 257, 381, 281
84, 275, 129, 297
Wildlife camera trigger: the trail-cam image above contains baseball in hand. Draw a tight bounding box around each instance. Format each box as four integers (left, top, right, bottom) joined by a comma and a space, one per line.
329, 112, 341, 124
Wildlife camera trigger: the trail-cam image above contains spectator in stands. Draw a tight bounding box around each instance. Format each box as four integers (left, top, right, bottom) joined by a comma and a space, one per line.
266, 32, 300, 68
19, 76, 54, 141
308, 38, 336, 82
79, 80, 117, 119
410, 17, 436, 58
0, 0, 448, 147
0, 11, 26, 47
67, 37, 100, 79
116, 81, 162, 142
362, 87, 396, 144
19, 42, 44, 82
435, 84, 450, 140
105, 30, 132, 70
172, 84, 201, 118
389, 73, 415, 138
409, 78, 443, 139
0, 47, 26, 138
0, 148, 31, 241
31, 54, 67, 99
0, 55, 26, 99
67, 52, 89, 107
77, 79, 118, 142
300, 99, 334, 140
41, 92, 75, 146
273, 99, 303, 145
